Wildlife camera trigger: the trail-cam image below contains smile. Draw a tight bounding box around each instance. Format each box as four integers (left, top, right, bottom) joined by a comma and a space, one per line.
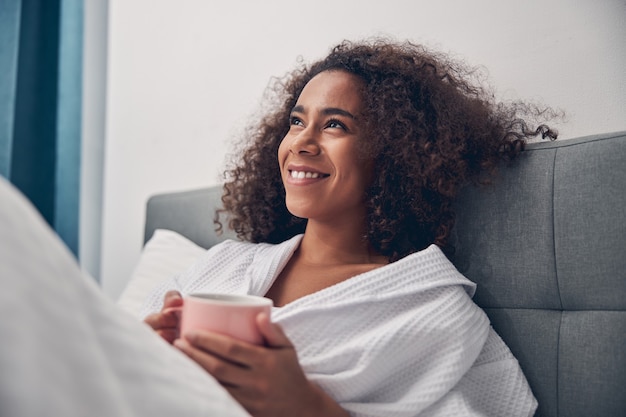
289, 170, 329, 179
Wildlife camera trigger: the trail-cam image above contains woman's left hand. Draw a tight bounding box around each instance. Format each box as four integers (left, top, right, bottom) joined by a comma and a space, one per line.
173, 313, 347, 417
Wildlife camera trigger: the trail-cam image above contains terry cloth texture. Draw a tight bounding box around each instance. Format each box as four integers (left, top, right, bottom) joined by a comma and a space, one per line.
142, 236, 537, 417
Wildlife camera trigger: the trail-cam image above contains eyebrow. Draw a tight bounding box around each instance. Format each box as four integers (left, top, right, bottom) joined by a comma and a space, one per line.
291, 105, 357, 120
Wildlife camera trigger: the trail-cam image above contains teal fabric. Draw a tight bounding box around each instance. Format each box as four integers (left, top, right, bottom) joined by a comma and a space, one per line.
0, 0, 21, 176
0, 0, 83, 256
54, 0, 84, 255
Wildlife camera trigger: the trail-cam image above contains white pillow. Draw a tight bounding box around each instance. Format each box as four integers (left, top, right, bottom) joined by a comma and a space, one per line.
117, 229, 206, 318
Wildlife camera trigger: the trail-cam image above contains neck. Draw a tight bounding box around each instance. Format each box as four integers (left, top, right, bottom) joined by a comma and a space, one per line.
299, 218, 383, 266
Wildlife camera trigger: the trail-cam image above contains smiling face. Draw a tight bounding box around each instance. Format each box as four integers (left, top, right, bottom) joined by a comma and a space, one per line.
278, 70, 372, 225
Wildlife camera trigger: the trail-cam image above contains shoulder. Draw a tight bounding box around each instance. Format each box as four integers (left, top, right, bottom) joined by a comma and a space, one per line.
374, 244, 478, 297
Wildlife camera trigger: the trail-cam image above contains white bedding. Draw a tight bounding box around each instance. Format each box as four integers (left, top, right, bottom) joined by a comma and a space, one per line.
118, 229, 207, 318
0, 178, 249, 417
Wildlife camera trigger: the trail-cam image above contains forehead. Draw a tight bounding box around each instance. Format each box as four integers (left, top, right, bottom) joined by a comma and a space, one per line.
296, 70, 365, 111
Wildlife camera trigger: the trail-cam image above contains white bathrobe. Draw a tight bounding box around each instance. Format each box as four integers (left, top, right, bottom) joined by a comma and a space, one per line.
142, 235, 538, 417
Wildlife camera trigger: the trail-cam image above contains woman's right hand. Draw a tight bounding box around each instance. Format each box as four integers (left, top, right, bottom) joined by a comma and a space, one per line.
143, 290, 183, 344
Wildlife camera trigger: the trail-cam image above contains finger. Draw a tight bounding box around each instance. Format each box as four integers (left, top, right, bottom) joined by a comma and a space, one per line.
185, 330, 258, 367
257, 313, 292, 348
174, 338, 249, 386
163, 290, 183, 309
156, 328, 179, 344
162, 306, 182, 321
144, 309, 179, 330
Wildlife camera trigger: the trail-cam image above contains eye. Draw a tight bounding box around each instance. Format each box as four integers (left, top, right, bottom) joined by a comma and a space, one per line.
289, 116, 304, 127
326, 119, 346, 130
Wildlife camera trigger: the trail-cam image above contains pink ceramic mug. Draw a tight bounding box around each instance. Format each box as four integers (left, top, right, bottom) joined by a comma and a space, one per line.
180, 293, 273, 345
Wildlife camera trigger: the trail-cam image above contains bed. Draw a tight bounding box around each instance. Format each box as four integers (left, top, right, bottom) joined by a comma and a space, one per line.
129, 131, 626, 417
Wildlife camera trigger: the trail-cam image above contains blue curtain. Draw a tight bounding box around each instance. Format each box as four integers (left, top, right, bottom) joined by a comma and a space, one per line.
0, 0, 83, 257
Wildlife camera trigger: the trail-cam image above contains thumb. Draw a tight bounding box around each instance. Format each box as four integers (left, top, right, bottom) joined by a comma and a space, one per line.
163, 290, 183, 309
257, 312, 292, 348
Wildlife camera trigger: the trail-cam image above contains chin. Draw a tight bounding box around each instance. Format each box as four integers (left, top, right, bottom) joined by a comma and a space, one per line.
285, 207, 310, 220
285, 201, 316, 220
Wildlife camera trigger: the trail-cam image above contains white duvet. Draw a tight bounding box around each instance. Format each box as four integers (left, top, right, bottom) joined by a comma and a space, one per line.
0, 178, 249, 417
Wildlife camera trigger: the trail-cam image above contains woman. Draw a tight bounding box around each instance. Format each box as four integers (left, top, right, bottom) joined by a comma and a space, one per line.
143, 39, 556, 416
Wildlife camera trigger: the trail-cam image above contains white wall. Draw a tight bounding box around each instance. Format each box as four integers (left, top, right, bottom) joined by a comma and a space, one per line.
100, 0, 626, 299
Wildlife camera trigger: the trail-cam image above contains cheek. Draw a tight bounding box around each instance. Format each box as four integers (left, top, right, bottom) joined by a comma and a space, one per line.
277, 138, 289, 164
361, 159, 375, 185
277, 137, 293, 185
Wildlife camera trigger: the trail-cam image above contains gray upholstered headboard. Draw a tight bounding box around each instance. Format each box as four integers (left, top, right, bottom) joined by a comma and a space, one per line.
144, 131, 626, 417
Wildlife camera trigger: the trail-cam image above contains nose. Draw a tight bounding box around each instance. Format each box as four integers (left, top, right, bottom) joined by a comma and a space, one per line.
289, 127, 320, 156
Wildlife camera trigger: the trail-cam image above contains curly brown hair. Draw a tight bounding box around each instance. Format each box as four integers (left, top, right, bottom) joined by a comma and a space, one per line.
217, 39, 557, 262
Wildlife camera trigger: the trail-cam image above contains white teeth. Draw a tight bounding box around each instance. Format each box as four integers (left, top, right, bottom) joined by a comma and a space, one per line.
291, 170, 321, 179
